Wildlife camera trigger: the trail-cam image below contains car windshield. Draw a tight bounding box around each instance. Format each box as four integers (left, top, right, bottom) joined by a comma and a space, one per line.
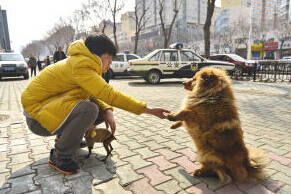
0, 54, 23, 61
228, 54, 245, 61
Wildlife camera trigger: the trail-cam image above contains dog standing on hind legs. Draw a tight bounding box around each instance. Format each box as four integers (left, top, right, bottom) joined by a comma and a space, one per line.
168, 67, 268, 183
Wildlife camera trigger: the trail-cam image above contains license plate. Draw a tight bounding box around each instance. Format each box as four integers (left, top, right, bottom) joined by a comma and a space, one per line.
192, 64, 197, 70
4, 67, 16, 71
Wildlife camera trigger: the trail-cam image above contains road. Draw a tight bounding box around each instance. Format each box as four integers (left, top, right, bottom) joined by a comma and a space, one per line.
0, 76, 291, 194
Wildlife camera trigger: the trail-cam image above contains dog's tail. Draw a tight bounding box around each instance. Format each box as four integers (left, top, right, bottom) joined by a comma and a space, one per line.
247, 147, 269, 180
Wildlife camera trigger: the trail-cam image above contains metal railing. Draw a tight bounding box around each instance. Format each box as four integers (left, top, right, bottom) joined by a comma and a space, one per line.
232, 60, 291, 82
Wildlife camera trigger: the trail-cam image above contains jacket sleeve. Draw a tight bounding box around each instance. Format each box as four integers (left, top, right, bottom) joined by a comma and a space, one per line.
72, 63, 146, 115
91, 96, 113, 111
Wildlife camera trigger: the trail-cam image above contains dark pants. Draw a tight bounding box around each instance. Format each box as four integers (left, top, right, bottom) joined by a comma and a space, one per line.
31, 66, 36, 76
25, 101, 104, 159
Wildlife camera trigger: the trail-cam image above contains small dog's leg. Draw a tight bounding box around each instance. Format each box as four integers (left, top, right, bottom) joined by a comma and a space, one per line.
171, 121, 183, 129
102, 141, 110, 161
193, 166, 216, 177
87, 146, 93, 158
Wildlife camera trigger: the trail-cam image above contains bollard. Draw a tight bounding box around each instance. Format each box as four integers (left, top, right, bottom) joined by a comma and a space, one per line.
253, 62, 257, 82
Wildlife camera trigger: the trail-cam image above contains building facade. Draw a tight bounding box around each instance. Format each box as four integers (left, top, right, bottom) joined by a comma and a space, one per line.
0, 6, 11, 52
134, 0, 207, 54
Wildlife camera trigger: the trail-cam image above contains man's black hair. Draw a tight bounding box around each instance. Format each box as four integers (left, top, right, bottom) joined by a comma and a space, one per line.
85, 33, 117, 56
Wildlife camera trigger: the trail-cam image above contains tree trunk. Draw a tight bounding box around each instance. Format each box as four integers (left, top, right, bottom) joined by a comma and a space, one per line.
134, 32, 139, 54
113, 0, 119, 51
204, 0, 216, 58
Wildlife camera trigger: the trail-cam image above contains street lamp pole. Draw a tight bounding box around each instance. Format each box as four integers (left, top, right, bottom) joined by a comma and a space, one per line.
247, 0, 253, 60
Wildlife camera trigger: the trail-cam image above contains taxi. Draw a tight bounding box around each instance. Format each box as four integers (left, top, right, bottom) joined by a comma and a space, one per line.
127, 43, 235, 84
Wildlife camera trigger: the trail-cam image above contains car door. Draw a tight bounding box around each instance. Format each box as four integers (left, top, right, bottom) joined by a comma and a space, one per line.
179, 50, 201, 75
159, 50, 179, 75
111, 54, 127, 73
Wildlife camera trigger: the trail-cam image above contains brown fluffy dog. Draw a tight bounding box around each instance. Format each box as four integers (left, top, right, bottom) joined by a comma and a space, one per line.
168, 67, 267, 183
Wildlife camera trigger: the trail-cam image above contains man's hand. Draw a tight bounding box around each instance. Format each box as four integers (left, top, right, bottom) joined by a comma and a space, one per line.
104, 109, 116, 135
143, 107, 171, 119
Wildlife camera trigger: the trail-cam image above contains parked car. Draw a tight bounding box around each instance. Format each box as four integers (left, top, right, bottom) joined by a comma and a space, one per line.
128, 43, 235, 84
109, 53, 140, 78
281, 56, 291, 61
0, 53, 29, 80
209, 54, 255, 76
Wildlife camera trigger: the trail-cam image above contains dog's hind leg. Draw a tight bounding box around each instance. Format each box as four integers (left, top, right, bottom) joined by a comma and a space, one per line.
213, 168, 232, 184
171, 121, 183, 129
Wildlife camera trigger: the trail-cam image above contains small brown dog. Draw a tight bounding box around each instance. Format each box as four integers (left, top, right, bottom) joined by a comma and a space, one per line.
84, 126, 116, 161
168, 67, 267, 183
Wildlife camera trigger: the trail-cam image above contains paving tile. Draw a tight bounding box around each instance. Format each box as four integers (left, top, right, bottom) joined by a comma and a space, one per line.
268, 152, 291, 165
164, 167, 200, 189
216, 184, 244, 194
129, 178, 164, 194
148, 156, 177, 171
137, 165, 172, 186
177, 147, 197, 162
186, 183, 215, 194
115, 146, 137, 159
143, 141, 166, 151
134, 147, 160, 159
171, 156, 198, 173
8, 174, 38, 194
268, 161, 291, 178
155, 148, 182, 160
160, 140, 186, 151
116, 164, 143, 186
94, 178, 132, 194
123, 155, 152, 170
260, 145, 289, 156
0, 161, 9, 173
246, 184, 275, 194
271, 172, 291, 184
277, 185, 291, 194
155, 179, 182, 194
261, 178, 285, 193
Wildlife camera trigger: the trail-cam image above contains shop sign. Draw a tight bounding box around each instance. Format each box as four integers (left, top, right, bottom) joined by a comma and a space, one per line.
282, 40, 291, 49
264, 42, 278, 50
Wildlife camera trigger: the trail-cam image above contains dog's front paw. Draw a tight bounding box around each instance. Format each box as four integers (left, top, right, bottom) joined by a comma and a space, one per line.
167, 114, 177, 121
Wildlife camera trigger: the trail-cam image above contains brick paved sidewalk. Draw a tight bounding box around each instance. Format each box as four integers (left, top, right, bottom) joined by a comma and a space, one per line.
0, 78, 291, 194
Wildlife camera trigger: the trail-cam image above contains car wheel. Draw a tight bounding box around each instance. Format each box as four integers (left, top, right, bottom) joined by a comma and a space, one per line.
234, 66, 243, 76
146, 70, 161, 84
23, 73, 29, 80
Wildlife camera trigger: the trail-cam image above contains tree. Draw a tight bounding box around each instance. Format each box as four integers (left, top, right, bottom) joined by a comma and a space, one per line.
204, 0, 216, 58
82, 0, 112, 33
133, 0, 150, 54
276, 22, 291, 58
158, 0, 182, 48
107, 0, 125, 50
21, 41, 45, 59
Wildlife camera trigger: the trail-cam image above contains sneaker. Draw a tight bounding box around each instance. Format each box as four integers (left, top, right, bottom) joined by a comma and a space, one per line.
49, 149, 80, 175
55, 136, 87, 148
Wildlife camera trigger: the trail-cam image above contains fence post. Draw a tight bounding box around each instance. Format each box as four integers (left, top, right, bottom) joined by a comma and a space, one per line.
274, 62, 277, 82
253, 62, 257, 82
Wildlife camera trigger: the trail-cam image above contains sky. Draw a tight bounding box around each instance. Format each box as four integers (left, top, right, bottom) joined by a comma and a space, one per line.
1, 0, 221, 53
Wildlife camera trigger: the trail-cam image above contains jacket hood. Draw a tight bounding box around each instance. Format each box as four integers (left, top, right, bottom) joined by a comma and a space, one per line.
67, 40, 102, 67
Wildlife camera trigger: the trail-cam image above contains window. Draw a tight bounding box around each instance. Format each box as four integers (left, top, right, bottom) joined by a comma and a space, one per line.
112, 55, 124, 62
148, 51, 161, 61
0, 54, 23, 61
180, 51, 199, 61
126, 54, 139, 61
160, 51, 178, 62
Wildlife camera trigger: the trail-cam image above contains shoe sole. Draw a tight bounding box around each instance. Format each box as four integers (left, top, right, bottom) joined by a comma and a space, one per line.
49, 162, 80, 175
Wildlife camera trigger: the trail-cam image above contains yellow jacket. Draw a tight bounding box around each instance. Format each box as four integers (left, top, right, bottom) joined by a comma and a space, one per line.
21, 41, 146, 133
